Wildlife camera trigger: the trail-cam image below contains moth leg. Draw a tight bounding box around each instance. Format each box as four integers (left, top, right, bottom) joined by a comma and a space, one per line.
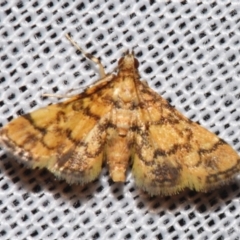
65, 33, 106, 78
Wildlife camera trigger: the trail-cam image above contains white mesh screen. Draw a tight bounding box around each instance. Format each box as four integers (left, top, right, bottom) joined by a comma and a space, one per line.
1, 0, 240, 239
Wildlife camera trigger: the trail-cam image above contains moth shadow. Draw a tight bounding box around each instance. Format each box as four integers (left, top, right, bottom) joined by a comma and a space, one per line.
132, 182, 240, 213
0, 153, 101, 204
104, 167, 240, 212
1, 153, 240, 213
108, 179, 125, 198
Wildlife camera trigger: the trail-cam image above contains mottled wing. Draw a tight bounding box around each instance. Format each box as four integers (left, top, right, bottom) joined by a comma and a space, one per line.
0, 77, 114, 184
132, 81, 240, 196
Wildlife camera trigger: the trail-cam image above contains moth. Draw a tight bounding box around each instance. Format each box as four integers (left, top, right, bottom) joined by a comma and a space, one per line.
0, 34, 239, 196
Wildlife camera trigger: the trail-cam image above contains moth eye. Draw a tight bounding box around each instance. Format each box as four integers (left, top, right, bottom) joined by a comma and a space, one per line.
134, 58, 139, 68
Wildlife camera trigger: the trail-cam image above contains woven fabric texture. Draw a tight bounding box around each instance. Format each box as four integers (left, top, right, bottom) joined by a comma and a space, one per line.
0, 0, 240, 239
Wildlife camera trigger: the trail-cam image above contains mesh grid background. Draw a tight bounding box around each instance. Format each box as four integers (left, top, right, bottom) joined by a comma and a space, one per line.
1, 0, 240, 239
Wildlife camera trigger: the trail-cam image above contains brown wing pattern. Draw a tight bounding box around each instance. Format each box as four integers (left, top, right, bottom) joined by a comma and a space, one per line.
0, 77, 114, 184
132, 81, 240, 196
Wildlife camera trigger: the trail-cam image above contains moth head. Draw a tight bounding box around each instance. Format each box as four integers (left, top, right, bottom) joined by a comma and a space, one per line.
118, 50, 139, 71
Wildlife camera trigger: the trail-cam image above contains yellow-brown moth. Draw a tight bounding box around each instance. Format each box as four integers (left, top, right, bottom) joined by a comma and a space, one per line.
0, 34, 240, 196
